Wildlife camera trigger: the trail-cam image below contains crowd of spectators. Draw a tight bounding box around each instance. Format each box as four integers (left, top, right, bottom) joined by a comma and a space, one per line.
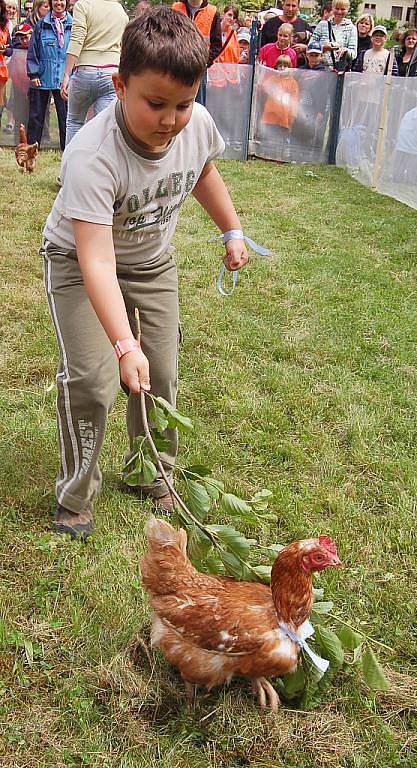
0, 0, 416, 153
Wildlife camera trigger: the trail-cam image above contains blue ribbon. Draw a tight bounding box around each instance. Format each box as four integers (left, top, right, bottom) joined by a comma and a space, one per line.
208, 233, 273, 296
279, 620, 329, 675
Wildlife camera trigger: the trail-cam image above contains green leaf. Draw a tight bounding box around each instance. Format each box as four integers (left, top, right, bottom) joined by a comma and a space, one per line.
262, 543, 284, 563
149, 405, 169, 432
252, 565, 272, 582
362, 647, 389, 691
314, 625, 344, 668
220, 493, 252, 518
301, 647, 326, 683
183, 464, 212, 478
310, 601, 334, 615
204, 478, 225, 501
150, 432, 171, 453
313, 587, 324, 601
206, 524, 256, 559
123, 450, 141, 471
24, 638, 34, 666
353, 644, 364, 664
281, 665, 306, 698
187, 526, 212, 561
204, 556, 225, 575
337, 626, 364, 651
142, 458, 158, 485
155, 397, 194, 432
249, 489, 273, 511
185, 479, 211, 521
218, 550, 246, 579
122, 468, 141, 487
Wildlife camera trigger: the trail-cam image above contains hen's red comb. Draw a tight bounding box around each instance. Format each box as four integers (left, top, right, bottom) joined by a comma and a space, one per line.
319, 535, 338, 555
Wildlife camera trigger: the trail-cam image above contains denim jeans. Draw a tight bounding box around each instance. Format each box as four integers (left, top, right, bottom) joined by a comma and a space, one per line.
66, 66, 118, 145
28, 88, 67, 150
195, 71, 207, 107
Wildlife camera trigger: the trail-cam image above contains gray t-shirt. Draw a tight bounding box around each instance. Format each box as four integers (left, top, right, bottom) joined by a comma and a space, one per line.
44, 100, 225, 265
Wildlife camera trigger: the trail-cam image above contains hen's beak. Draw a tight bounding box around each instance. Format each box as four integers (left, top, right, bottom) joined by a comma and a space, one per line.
330, 554, 343, 568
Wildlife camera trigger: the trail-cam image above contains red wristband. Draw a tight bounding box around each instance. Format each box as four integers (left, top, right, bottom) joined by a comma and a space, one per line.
114, 338, 141, 361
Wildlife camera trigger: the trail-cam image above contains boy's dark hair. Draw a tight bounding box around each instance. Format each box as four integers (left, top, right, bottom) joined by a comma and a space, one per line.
119, 6, 208, 86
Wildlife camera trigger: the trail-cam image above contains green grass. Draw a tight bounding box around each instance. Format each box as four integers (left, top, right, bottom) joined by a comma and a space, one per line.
0, 149, 416, 768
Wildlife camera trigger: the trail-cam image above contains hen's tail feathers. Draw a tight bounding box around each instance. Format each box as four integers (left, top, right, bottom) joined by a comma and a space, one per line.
19, 124, 27, 145
141, 517, 192, 595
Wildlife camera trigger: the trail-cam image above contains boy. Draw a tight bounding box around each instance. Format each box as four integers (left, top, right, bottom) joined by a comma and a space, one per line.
298, 39, 325, 71
7, 21, 32, 142
42, 7, 248, 539
353, 24, 398, 75
259, 23, 297, 69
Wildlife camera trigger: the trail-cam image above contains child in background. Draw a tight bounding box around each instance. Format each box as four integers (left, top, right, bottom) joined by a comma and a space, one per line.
259, 23, 297, 69
41, 7, 248, 539
298, 39, 326, 71
352, 25, 398, 75
8, 22, 32, 142
260, 53, 299, 152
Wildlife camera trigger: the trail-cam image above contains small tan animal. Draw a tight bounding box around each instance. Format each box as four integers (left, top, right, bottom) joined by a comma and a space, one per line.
15, 124, 38, 173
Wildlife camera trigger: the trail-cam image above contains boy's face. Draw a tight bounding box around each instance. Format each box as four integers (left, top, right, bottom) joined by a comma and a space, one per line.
371, 32, 386, 50
277, 29, 291, 48
112, 70, 199, 152
18, 34, 31, 49
306, 51, 322, 67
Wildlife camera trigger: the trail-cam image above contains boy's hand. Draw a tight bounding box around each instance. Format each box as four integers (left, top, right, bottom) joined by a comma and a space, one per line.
119, 348, 151, 394
224, 239, 249, 271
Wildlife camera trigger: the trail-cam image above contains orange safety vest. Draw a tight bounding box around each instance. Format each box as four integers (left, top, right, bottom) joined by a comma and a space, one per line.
209, 31, 240, 87
172, 2, 217, 49
215, 30, 240, 64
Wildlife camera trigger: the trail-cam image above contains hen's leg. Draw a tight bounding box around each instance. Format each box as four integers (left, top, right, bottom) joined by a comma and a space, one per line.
251, 678, 267, 709
184, 680, 195, 712
260, 677, 281, 713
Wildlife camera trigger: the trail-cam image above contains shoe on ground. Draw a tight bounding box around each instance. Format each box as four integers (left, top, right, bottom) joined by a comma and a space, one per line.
53, 503, 93, 540
153, 492, 174, 515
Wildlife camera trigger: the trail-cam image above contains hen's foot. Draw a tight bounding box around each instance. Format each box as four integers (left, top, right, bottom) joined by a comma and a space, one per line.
251, 677, 281, 713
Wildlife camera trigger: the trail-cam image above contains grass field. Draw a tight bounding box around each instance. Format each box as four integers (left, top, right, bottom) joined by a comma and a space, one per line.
0, 148, 416, 768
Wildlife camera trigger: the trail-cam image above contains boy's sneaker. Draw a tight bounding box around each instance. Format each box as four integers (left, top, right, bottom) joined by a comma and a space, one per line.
153, 492, 174, 515
53, 503, 94, 540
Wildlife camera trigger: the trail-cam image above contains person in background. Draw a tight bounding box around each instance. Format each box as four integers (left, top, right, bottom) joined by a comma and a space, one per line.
295, 39, 329, 158
214, 4, 239, 64
237, 26, 250, 63
172, 0, 222, 105
352, 24, 398, 75
298, 38, 325, 70
312, 0, 357, 71
60, 0, 129, 145
26, 0, 72, 150
23, 1, 34, 13
260, 52, 299, 153
319, 1, 332, 22
260, 22, 297, 68
0, 0, 10, 114
132, 0, 150, 16
352, 12, 373, 69
395, 28, 417, 77
5, 0, 17, 35
260, 0, 311, 62
8, 21, 32, 141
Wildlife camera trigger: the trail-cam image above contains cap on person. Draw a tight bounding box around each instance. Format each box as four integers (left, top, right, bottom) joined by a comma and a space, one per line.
15, 22, 33, 35
307, 40, 322, 53
372, 24, 387, 35
237, 28, 251, 43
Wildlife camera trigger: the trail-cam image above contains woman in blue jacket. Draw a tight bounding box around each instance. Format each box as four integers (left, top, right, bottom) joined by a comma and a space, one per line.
27, 0, 72, 149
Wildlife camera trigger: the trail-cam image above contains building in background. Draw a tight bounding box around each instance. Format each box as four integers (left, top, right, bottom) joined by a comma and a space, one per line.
359, 0, 416, 24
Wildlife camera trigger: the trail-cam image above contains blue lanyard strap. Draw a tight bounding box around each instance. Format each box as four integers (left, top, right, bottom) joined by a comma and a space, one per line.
208, 233, 273, 296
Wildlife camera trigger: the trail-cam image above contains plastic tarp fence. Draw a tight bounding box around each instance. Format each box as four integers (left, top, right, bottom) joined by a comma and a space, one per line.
336, 72, 417, 211
249, 64, 337, 164
206, 63, 253, 160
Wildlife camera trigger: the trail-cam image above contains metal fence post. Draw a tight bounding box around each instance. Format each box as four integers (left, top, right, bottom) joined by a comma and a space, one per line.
327, 72, 345, 165
242, 20, 258, 161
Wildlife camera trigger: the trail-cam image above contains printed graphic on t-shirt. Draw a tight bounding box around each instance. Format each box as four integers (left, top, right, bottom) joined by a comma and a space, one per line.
114, 170, 196, 236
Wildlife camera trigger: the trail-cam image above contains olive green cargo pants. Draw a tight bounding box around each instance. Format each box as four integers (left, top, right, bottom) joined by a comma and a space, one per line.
42, 240, 179, 514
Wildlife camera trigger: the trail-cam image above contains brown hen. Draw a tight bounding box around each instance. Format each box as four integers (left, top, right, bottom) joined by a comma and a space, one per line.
140, 518, 342, 711
15, 124, 38, 173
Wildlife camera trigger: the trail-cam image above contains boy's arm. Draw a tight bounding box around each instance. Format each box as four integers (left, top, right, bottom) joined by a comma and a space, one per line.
192, 162, 248, 272
72, 220, 150, 394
